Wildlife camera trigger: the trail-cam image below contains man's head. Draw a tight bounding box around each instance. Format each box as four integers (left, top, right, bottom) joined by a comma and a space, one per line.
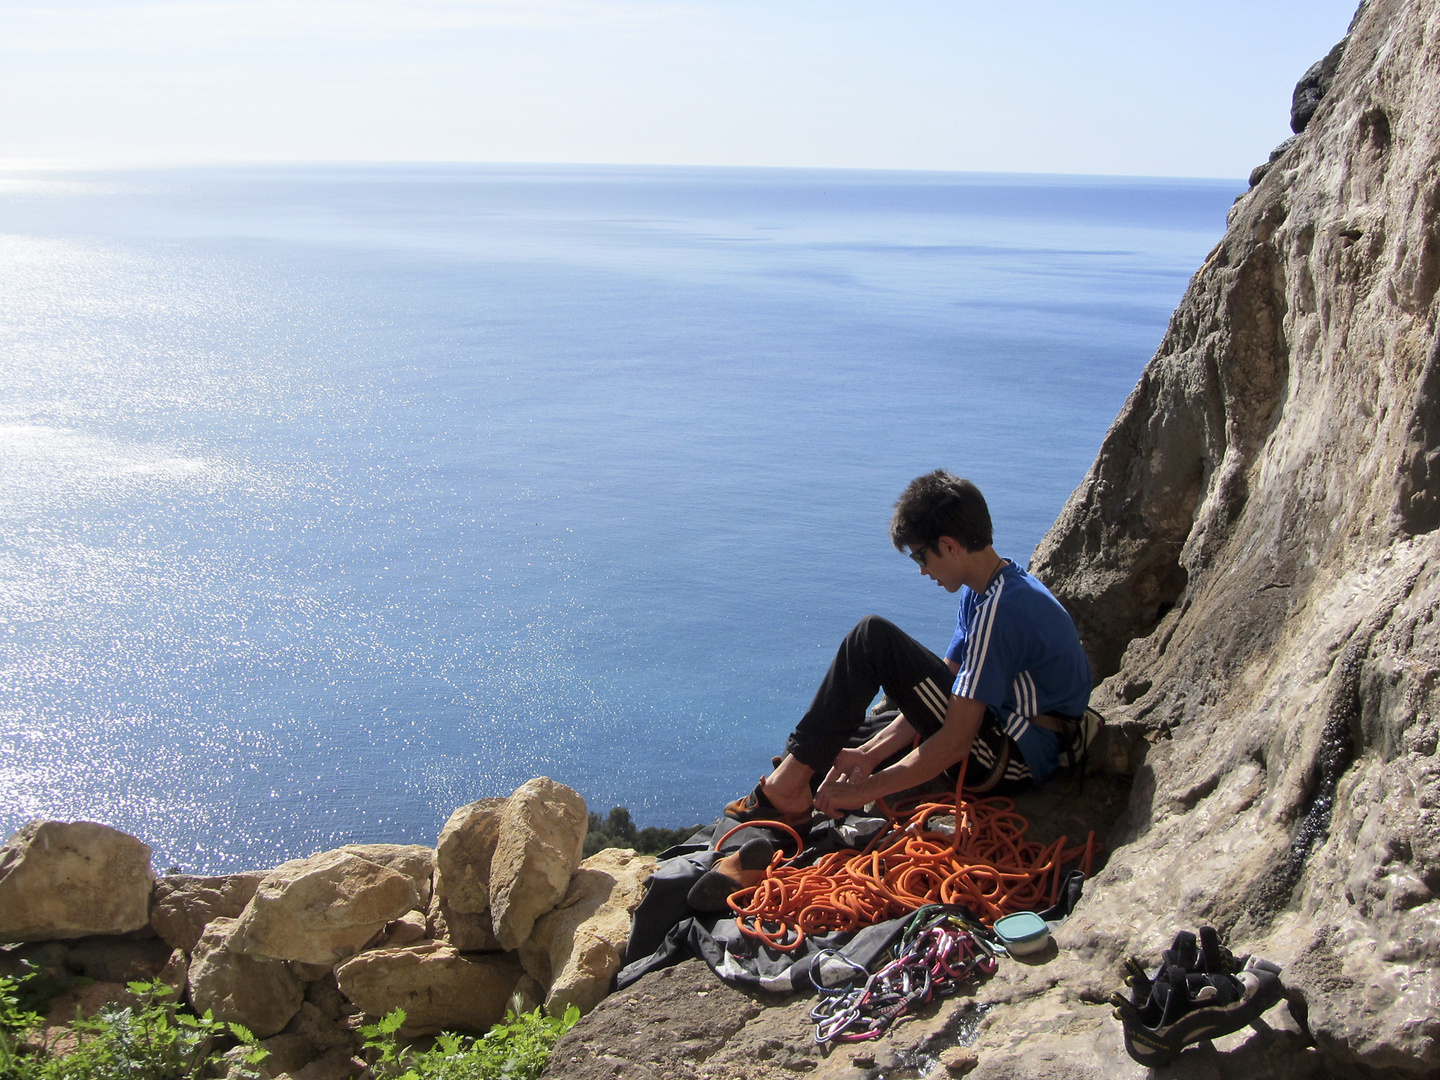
889, 470, 992, 555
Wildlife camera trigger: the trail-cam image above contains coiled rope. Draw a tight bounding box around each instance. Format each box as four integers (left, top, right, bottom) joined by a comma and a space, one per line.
726, 770, 1097, 953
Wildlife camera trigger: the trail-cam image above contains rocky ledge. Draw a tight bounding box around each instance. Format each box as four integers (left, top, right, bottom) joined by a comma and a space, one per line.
0, 778, 652, 1080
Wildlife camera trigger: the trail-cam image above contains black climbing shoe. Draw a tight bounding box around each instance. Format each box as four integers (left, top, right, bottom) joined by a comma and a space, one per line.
1112, 927, 1286, 1067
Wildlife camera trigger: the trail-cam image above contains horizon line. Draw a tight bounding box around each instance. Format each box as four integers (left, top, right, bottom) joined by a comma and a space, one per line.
0, 157, 1249, 186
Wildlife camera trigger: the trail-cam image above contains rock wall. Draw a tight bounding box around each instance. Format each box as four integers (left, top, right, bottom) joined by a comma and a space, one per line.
0, 779, 654, 1080
1025, 0, 1440, 1073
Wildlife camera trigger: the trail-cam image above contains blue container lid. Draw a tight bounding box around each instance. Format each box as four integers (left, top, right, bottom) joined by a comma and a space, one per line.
994, 911, 1049, 944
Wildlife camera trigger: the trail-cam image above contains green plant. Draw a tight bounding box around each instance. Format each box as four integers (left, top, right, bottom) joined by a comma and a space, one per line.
360, 1004, 581, 1080
1, 971, 46, 1080
0, 975, 265, 1080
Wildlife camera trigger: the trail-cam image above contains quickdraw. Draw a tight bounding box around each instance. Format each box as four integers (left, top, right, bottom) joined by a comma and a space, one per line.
808, 905, 999, 1045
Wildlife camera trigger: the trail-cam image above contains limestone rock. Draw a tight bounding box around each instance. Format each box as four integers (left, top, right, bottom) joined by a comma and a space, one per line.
426, 892, 501, 951
488, 779, 587, 951
63, 934, 173, 983
283, 1000, 356, 1055
940, 1048, 980, 1076
1019, 1, 1440, 1074
287, 960, 333, 982
254, 1033, 317, 1078
151, 871, 267, 952
159, 948, 189, 998
0, 821, 154, 941
187, 918, 304, 1039
373, 910, 428, 948
520, 847, 655, 1015
294, 1049, 365, 1080
334, 943, 522, 1034
336, 844, 433, 909
1291, 37, 1347, 134
540, 960, 768, 1079
229, 850, 419, 966
510, 973, 546, 1014
303, 972, 359, 1024
434, 798, 506, 914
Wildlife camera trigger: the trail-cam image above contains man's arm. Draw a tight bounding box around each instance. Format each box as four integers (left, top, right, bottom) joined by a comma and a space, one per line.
814, 693, 986, 816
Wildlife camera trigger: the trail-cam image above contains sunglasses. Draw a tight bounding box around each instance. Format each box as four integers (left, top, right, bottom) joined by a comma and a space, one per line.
907, 543, 934, 567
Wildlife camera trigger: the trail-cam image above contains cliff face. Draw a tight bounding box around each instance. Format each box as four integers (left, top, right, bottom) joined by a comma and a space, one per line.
1031, 0, 1440, 1071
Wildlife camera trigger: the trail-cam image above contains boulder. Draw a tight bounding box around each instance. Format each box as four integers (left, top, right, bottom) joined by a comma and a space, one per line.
336, 845, 434, 909
294, 1049, 366, 1080
151, 871, 267, 952
63, 934, 173, 983
488, 779, 587, 951
302, 972, 358, 1024
158, 948, 188, 998
0, 941, 69, 982
334, 943, 522, 1035
41, 981, 144, 1054
434, 798, 507, 914
511, 973, 545, 1014
187, 918, 304, 1039
426, 892, 501, 952
0, 821, 154, 941
287, 960, 333, 982
252, 1033, 317, 1078
1290, 37, 1346, 133
229, 850, 419, 966
372, 910, 428, 949
520, 848, 655, 1015
283, 1000, 356, 1055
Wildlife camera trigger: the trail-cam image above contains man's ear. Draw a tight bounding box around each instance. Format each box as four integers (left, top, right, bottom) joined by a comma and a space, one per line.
935, 535, 960, 557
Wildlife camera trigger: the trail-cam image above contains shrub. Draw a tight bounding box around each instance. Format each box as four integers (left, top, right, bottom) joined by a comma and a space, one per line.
583, 806, 702, 858
360, 1005, 580, 1080
0, 974, 264, 1080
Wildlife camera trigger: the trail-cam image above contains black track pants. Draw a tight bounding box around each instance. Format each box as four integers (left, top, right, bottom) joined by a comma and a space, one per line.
783, 615, 956, 773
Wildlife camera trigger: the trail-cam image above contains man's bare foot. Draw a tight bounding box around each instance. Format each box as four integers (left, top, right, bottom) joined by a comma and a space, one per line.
762, 754, 816, 814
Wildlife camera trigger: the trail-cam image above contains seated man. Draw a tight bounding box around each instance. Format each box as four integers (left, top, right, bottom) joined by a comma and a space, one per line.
726, 469, 1092, 828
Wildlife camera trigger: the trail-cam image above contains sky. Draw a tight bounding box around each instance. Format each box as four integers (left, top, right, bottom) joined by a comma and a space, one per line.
0, 0, 1363, 178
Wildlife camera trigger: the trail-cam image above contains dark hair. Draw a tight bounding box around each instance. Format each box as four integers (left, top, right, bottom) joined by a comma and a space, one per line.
889, 470, 993, 553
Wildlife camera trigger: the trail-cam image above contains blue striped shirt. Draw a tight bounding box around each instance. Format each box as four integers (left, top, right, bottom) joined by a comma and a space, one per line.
945, 561, 1091, 778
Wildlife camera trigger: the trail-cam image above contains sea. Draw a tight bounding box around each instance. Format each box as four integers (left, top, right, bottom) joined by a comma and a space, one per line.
0, 164, 1240, 872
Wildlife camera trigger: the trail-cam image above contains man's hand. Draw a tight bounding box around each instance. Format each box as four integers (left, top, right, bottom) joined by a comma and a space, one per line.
816, 696, 989, 818
814, 777, 870, 818
815, 748, 878, 818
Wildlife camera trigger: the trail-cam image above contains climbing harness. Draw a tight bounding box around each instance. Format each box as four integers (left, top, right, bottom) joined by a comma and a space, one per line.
808, 905, 998, 1045
724, 763, 1097, 953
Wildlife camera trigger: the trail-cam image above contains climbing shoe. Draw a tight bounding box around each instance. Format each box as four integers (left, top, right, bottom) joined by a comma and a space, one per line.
722, 780, 815, 834
686, 837, 776, 912
1111, 927, 1286, 1067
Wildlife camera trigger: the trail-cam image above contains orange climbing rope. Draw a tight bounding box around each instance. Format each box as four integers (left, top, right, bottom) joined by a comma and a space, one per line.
726, 772, 1096, 953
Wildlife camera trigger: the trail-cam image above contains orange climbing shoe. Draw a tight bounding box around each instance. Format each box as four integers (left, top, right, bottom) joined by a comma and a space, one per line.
686, 837, 777, 912
723, 781, 814, 833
